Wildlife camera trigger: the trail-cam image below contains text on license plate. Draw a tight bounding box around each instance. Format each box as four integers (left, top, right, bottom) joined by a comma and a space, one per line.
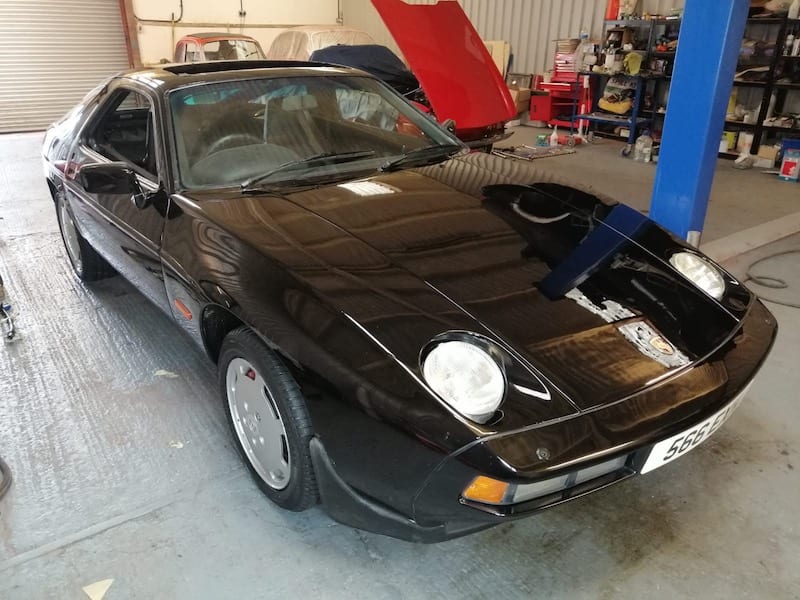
641, 386, 750, 474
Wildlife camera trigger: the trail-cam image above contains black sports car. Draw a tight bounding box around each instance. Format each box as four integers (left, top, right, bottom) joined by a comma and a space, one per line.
42, 61, 776, 542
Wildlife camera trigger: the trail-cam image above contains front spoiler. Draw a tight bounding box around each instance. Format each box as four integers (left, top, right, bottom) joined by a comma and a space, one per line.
310, 438, 495, 543
312, 300, 777, 542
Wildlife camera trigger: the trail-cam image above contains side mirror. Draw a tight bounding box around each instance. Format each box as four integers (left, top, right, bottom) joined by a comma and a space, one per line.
441, 118, 457, 135
78, 162, 151, 209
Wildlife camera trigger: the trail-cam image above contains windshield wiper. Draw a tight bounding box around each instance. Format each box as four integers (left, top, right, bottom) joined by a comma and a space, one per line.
241, 150, 376, 190
379, 143, 465, 172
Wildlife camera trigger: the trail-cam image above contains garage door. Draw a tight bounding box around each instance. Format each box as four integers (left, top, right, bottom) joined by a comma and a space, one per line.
0, 0, 130, 133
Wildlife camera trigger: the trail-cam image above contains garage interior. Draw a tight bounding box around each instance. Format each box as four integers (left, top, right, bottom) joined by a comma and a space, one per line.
1, 0, 798, 598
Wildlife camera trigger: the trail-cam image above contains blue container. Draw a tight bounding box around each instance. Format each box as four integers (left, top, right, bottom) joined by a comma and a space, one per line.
782, 138, 800, 154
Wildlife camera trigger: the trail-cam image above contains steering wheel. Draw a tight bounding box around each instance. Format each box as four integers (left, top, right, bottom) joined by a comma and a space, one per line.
204, 133, 262, 157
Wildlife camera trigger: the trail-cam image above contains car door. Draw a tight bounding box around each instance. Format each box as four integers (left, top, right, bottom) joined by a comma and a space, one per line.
64, 82, 171, 313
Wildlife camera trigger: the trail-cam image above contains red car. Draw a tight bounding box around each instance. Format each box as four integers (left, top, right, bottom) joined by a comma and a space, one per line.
174, 32, 266, 63
371, 0, 516, 148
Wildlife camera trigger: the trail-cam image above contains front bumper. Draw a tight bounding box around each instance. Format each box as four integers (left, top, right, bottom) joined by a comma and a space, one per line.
313, 300, 777, 542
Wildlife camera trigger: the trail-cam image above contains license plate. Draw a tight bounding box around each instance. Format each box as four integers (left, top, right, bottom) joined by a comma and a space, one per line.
641, 385, 750, 474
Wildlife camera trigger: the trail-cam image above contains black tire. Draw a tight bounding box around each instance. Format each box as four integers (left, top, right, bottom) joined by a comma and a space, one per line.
55, 190, 115, 281
218, 327, 319, 511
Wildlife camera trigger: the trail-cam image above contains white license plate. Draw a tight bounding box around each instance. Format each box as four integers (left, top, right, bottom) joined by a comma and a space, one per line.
641, 386, 750, 474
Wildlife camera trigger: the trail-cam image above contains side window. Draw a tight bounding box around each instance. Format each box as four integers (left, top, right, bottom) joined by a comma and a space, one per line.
202, 41, 221, 60
88, 88, 158, 180
175, 42, 186, 62
185, 42, 200, 62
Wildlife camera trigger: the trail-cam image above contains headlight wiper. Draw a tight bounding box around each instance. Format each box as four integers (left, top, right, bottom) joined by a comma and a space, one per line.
241, 150, 376, 190
379, 143, 465, 172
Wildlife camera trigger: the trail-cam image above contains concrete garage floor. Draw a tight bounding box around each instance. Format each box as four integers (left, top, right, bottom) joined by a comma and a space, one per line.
0, 131, 798, 599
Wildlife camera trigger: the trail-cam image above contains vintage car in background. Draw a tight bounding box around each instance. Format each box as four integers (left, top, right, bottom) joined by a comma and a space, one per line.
174, 32, 266, 62
309, 44, 425, 104
369, 0, 516, 148
266, 25, 375, 61
267, 0, 517, 149
42, 60, 776, 542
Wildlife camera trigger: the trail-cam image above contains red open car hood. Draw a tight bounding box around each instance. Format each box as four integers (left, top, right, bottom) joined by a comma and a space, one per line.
371, 0, 516, 135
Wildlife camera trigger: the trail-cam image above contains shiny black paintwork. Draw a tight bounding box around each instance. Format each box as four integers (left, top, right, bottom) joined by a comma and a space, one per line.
42, 64, 777, 538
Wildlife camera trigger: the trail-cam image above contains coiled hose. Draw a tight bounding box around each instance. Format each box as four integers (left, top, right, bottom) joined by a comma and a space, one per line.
745, 249, 800, 309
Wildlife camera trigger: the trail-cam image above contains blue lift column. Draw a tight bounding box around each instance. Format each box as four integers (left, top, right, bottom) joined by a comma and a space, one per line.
650, 0, 750, 246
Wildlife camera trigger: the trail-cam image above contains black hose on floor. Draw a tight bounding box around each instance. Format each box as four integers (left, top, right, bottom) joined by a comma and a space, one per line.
745, 249, 800, 309
0, 455, 11, 499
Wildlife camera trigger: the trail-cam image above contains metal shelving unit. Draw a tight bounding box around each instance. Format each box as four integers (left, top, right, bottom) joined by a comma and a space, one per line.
727, 17, 800, 156
574, 18, 680, 154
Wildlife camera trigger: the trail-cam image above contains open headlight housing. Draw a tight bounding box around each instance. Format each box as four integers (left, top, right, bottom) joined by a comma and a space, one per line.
421, 339, 505, 423
669, 251, 726, 300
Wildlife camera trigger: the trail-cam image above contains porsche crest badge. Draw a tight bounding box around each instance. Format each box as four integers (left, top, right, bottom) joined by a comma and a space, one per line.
649, 335, 674, 356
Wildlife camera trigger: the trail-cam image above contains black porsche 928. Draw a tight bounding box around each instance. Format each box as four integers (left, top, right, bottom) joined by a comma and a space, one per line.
42, 61, 776, 542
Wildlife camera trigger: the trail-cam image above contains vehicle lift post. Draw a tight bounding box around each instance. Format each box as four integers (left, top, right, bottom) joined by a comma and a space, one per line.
649, 0, 750, 246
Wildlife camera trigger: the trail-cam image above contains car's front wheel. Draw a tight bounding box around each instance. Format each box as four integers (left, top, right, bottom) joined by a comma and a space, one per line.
55, 190, 114, 281
218, 327, 319, 511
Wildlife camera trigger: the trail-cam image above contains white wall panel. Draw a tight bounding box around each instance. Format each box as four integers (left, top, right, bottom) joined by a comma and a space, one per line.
132, 0, 339, 65
343, 0, 686, 75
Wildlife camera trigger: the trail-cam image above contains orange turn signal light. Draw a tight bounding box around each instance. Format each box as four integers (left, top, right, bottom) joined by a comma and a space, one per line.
173, 298, 193, 321
462, 476, 509, 505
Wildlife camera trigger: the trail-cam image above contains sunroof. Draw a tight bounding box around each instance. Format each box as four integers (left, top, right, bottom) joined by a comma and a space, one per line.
161, 60, 330, 75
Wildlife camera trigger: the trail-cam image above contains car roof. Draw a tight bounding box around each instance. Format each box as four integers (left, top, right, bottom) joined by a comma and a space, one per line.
179, 32, 258, 42
115, 61, 367, 93
278, 25, 367, 34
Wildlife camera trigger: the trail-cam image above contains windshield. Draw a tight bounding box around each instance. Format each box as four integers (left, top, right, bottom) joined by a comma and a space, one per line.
202, 39, 264, 60
169, 75, 461, 189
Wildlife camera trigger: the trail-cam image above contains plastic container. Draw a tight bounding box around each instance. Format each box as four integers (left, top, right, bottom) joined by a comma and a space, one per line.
550, 126, 559, 148
779, 143, 800, 182
633, 130, 653, 163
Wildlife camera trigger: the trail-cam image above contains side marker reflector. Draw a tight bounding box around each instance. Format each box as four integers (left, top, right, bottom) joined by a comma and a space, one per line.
174, 298, 192, 320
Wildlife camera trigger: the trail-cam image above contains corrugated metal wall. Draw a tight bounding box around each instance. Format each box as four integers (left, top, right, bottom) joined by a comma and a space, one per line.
343, 0, 686, 75
0, 0, 130, 133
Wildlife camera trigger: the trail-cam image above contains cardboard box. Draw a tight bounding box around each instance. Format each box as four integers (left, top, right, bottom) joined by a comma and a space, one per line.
758, 145, 780, 162
508, 87, 531, 113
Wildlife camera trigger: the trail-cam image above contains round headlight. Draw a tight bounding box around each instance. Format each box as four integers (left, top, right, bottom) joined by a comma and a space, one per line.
669, 251, 725, 300
422, 340, 505, 423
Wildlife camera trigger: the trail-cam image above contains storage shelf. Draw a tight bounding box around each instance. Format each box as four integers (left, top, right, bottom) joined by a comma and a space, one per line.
726, 120, 800, 133
576, 112, 651, 126
737, 60, 774, 68
732, 79, 768, 87
729, 15, 800, 155
724, 120, 757, 130
747, 17, 786, 25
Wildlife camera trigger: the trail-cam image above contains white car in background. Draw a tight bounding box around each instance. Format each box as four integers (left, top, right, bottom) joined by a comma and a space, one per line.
266, 25, 375, 61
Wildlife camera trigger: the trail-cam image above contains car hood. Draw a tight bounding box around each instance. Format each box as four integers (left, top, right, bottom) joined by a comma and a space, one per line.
371, 0, 516, 135
191, 153, 751, 432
